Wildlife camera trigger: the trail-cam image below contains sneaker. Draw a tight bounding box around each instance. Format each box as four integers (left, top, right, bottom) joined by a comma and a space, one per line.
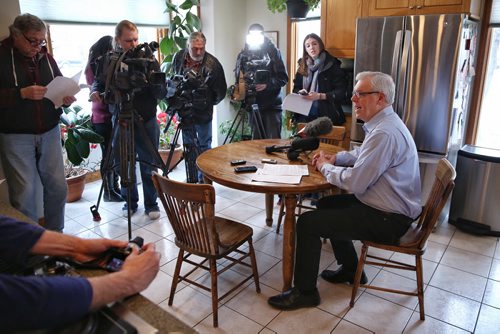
147, 210, 160, 220
122, 206, 137, 218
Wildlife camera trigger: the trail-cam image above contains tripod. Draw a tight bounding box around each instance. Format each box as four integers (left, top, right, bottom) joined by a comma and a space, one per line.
161, 111, 200, 184
90, 98, 169, 240
223, 95, 267, 144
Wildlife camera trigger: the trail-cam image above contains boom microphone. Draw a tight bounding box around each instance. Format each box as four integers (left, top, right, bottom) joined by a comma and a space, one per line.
297, 116, 333, 137
265, 137, 320, 154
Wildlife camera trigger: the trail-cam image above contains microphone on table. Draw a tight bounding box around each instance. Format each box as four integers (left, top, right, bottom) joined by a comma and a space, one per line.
295, 116, 333, 138
265, 137, 320, 160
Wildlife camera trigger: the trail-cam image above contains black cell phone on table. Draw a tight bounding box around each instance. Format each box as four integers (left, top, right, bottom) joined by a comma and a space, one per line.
234, 166, 257, 173
230, 159, 246, 166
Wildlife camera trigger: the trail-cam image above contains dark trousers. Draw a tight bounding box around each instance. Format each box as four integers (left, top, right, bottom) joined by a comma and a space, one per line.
294, 194, 413, 292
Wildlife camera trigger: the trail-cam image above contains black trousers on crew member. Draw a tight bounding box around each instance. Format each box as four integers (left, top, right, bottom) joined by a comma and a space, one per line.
294, 194, 414, 292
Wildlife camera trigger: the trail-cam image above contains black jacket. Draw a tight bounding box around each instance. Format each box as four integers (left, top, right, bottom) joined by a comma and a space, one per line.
0, 37, 63, 134
293, 51, 347, 125
171, 49, 227, 124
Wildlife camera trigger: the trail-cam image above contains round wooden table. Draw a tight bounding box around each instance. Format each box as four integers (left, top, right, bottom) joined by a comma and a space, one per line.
196, 139, 343, 291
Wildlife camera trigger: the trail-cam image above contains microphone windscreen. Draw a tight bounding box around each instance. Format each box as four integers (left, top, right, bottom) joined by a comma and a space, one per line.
303, 117, 333, 137
291, 137, 320, 151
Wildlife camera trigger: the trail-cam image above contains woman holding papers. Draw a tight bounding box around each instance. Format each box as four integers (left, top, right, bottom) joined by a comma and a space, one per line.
0, 14, 76, 231
292, 33, 347, 125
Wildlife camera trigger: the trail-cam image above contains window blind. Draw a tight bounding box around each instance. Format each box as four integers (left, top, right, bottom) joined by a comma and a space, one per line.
19, 0, 169, 27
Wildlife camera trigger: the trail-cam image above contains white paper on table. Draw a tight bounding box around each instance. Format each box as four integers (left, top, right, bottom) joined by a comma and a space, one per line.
261, 164, 309, 176
44, 71, 82, 108
282, 93, 313, 116
252, 174, 302, 184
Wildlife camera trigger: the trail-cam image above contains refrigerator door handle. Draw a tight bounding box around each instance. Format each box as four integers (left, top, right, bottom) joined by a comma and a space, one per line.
398, 29, 412, 122
391, 30, 403, 80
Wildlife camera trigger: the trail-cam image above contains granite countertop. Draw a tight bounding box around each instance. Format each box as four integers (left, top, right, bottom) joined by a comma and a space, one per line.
0, 201, 196, 334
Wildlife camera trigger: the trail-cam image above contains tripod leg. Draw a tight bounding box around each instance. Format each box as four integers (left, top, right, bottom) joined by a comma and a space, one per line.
249, 104, 267, 139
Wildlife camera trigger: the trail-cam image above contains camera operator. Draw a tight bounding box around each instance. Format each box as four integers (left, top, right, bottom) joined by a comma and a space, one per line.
0, 215, 160, 331
233, 23, 288, 139
0, 14, 76, 232
170, 32, 227, 182
90, 20, 161, 220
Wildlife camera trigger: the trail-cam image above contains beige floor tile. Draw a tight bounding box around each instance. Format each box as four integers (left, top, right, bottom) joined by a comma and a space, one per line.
332, 320, 372, 333
317, 279, 355, 317
366, 269, 422, 309
422, 240, 448, 263
140, 270, 174, 304
259, 262, 285, 292
154, 238, 180, 266
253, 232, 284, 259
494, 243, 500, 260
267, 306, 341, 334
218, 202, 263, 222
62, 218, 88, 235
440, 246, 492, 277
490, 258, 500, 281
214, 194, 239, 212
142, 217, 174, 238
428, 222, 456, 245
430, 265, 487, 302
449, 230, 497, 257
475, 304, 500, 334
344, 293, 413, 333
482, 279, 500, 309
225, 283, 282, 326
424, 286, 480, 332
159, 285, 213, 327
403, 312, 469, 333
195, 305, 264, 333
90, 220, 130, 239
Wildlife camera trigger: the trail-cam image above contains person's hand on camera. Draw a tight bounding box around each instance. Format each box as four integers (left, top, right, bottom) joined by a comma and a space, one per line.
255, 84, 267, 92
89, 91, 102, 103
119, 243, 160, 293
88, 243, 160, 310
72, 238, 128, 263
20, 85, 47, 100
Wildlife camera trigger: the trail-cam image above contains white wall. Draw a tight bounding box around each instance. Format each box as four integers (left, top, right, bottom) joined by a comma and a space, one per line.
201, 0, 288, 145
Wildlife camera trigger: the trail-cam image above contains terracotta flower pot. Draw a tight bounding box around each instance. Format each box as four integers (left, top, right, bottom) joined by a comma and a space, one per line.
159, 145, 183, 170
66, 172, 87, 203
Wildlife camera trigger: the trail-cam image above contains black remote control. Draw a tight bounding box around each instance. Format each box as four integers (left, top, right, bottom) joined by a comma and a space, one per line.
234, 166, 257, 173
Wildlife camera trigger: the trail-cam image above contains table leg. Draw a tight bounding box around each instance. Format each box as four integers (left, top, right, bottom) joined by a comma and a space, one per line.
282, 194, 297, 291
265, 193, 274, 227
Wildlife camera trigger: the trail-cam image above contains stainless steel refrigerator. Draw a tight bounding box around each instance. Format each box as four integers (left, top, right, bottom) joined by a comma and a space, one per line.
352, 14, 479, 212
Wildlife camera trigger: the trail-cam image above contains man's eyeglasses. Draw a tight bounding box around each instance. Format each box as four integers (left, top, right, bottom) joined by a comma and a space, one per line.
352, 91, 380, 98
22, 33, 47, 48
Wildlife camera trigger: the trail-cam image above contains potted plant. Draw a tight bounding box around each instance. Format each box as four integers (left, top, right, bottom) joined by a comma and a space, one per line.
60, 105, 103, 202
267, 0, 320, 18
156, 108, 183, 169
160, 0, 201, 73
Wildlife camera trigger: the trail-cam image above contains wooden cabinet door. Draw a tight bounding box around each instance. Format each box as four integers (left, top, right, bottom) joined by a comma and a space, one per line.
367, 0, 416, 16
417, 0, 480, 16
321, 0, 363, 58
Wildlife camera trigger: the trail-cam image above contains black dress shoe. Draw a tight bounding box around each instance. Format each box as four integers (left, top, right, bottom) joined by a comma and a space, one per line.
268, 287, 320, 310
321, 268, 368, 285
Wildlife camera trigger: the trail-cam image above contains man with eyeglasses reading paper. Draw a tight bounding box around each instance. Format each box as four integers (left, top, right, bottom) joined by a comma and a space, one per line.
0, 13, 77, 232
268, 71, 422, 310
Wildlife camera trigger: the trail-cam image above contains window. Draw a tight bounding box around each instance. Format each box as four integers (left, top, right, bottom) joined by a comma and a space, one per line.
476, 28, 500, 149
48, 23, 158, 115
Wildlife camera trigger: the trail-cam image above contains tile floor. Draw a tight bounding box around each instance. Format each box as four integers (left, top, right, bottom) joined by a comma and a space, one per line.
64, 165, 500, 333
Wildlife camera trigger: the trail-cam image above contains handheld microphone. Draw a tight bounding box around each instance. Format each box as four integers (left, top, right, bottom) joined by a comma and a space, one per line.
296, 117, 333, 138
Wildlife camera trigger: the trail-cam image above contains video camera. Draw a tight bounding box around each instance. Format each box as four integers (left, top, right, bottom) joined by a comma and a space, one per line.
98, 41, 166, 105
165, 69, 209, 121
232, 49, 270, 102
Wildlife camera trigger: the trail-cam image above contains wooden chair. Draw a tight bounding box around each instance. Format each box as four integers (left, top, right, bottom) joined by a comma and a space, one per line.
152, 172, 260, 327
349, 158, 456, 320
276, 124, 346, 234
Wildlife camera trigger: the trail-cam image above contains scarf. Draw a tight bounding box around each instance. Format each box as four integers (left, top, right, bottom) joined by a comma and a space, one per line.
302, 51, 326, 92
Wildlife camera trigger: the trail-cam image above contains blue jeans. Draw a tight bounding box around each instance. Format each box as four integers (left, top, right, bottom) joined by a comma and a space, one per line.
181, 122, 212, 182
0, 126, 67, 231
113, 116, 160, 213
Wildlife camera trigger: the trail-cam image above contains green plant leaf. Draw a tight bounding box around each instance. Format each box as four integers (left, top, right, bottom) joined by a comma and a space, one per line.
65, 140, 83, 166
160, 37, 175, 56
76, 140, 90, 159
174, 36, 187, 49
179, 0, 194, 10
186, 12, 201, 31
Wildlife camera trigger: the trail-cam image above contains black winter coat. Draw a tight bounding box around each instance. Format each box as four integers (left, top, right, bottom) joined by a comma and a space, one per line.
292, 51, 347, 125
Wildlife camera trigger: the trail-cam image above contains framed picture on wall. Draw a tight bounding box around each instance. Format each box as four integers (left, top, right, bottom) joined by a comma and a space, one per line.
264, 31, 279, 47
